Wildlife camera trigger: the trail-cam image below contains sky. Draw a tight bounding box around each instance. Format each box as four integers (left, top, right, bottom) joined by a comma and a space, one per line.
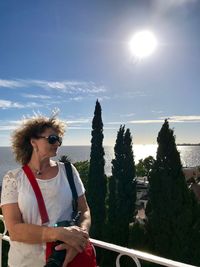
0, 0, 200, 146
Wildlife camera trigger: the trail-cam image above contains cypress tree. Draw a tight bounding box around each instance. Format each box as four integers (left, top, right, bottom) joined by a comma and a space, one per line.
116, 128, 136, 245
101, 126, 125, 267
146, 119, 197, 264
87, 100, 106, 241
105, 126, 136, 267
107, 125, 125, 245
107, 126, 136, 246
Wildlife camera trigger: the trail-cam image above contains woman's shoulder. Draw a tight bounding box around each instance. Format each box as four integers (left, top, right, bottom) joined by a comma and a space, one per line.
4, 167, 23, 181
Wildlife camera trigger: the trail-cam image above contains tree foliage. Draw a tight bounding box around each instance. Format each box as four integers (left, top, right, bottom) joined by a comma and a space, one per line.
74, 160, 89, 191
136, 156, 155, 177
146, 119, 200, 265
108, 125, 136, 246
87, 100, 107, 240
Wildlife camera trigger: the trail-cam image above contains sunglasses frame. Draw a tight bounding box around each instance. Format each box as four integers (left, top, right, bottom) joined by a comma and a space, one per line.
37, 134, 62, 146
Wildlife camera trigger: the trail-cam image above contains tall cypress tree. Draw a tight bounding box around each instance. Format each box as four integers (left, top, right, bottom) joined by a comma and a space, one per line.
87, 100, 106, 241
146, 119, 197, 264
123, 128, 136, 224
107, 125, 125, 245
107, 126, 136, 246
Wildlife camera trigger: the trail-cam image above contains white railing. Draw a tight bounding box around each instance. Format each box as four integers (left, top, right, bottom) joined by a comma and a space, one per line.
0, 215, 197, 267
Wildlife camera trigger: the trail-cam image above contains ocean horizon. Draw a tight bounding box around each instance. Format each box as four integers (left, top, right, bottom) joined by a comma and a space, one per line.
0, 144, 200, 183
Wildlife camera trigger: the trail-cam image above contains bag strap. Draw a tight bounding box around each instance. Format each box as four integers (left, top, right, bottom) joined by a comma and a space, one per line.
64, 162, 78, 212
22, 165, 49, 224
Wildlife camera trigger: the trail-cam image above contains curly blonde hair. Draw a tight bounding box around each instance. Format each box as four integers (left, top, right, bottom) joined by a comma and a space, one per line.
12, 116, 65, 165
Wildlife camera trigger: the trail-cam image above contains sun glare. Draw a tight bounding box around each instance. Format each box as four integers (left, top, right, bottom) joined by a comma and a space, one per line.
129, 30, 158, 59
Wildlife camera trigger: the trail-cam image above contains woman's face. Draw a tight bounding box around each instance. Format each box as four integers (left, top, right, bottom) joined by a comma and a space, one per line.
31, 127, 62, 159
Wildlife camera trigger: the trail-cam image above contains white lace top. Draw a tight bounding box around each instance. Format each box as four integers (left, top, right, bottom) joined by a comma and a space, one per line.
1, 162, 85, 267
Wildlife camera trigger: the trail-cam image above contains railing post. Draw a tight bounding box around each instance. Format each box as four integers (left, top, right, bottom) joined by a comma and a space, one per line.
116, 253, 141, 267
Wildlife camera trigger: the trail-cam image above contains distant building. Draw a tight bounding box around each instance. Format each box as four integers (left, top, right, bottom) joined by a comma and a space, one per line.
135, 168, 200, 221
189, 182, 200, 202
183, 166, 200, 182
136, 176, 149, 220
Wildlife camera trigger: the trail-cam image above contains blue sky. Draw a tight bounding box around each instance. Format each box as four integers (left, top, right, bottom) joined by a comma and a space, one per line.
0, 0, 200, 146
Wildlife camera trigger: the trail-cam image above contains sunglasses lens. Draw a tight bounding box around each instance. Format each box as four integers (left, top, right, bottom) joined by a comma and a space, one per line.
48, 135, 62, 145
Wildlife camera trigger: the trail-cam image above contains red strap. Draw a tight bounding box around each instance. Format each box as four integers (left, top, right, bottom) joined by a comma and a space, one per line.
22, 165, 49, 224
46, 242, 55, 261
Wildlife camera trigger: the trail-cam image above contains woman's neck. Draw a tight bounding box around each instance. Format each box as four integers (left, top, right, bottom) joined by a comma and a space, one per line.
28, 156, 52, 176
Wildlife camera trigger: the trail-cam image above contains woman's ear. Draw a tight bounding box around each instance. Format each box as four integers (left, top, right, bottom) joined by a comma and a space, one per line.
30, 138, 38, 152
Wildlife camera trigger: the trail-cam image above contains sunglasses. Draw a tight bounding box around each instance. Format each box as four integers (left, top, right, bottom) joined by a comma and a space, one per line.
37, 135, 62, 146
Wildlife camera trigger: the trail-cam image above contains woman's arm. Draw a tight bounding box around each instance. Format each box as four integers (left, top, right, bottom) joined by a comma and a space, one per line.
77, 194, 91, 232
2, 203, 88, 252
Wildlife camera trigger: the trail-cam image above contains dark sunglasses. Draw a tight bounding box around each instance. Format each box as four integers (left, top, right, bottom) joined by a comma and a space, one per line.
37, 135, 62, 146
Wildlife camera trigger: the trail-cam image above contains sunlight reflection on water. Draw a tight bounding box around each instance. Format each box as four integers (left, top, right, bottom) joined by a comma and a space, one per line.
0, 145, 200, 180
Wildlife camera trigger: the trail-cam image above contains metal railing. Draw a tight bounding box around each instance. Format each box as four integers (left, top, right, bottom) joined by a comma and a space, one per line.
0, 215, 198, 267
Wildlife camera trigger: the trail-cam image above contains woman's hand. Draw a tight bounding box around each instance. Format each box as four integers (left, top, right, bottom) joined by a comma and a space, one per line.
55, 236, 88, 267
55, 243, 78, 267
55, 225, 89, 253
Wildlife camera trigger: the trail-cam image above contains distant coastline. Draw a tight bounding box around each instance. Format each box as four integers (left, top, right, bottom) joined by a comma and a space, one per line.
177, 143, 200, 146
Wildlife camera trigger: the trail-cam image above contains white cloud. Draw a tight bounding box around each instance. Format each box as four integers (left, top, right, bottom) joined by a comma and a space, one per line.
128, 119, 164, 124
0, 78, 106, 94
162, 115, 200, 122
98, 96, 111, 101
0, 99, 42, 109
151, 110, 163, 114
0, 125, 17, 131
22, 94, 52, 99
66, 118, 91, 124
120, 113, 135, 118
128, 115, 200, 124
106, 121, 126, 125
0, 120, 22, 131
0, 100, 24, 109
107, 115, 200, 125
69, 96, 83, 101
0, 79, 25, 88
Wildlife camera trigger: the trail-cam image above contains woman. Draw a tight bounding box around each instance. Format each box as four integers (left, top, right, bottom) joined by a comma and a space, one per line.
1, 116, 91, 267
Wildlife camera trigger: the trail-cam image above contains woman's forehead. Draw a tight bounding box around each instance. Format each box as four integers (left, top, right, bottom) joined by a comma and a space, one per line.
41, 127, 57, 135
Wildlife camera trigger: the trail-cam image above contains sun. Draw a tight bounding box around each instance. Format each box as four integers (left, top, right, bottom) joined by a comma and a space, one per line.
129, 30, 158, 59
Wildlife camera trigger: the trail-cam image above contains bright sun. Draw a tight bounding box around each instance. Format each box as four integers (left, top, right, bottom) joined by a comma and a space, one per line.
129, 30, 158, 59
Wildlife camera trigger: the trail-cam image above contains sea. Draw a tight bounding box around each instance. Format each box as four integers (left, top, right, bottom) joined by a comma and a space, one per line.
0, 145, 200, 183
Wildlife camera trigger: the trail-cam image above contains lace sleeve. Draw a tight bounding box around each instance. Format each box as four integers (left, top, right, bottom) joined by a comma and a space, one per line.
1, 170, 18, 206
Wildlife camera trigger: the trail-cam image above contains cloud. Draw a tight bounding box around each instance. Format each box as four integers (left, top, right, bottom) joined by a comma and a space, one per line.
120, 113, 135, 118
0, 100, 24, 109
67, 119, 90, 124
106, 120, 163, 125
162, 115, 200, 122
0, 79, 25, 88
0, 78, 106, 94
22, 94, 52, 99
106, 115, 200, 125
128, 119, 164, 124
69, 96, 84, 101
106, 121, 126, 125
0, 125, 17, 131
0, 99, 42, 109
0, 120, 22, 131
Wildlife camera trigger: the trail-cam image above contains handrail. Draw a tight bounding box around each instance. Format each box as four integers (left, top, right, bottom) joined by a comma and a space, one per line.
90, 238, 197, 267
0, 215, 198, 267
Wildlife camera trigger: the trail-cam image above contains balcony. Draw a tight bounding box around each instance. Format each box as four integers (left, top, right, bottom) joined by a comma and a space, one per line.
0, 215, 197, 267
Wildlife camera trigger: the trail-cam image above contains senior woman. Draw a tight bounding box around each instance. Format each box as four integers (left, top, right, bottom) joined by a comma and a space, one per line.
1, 116, 93, 267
